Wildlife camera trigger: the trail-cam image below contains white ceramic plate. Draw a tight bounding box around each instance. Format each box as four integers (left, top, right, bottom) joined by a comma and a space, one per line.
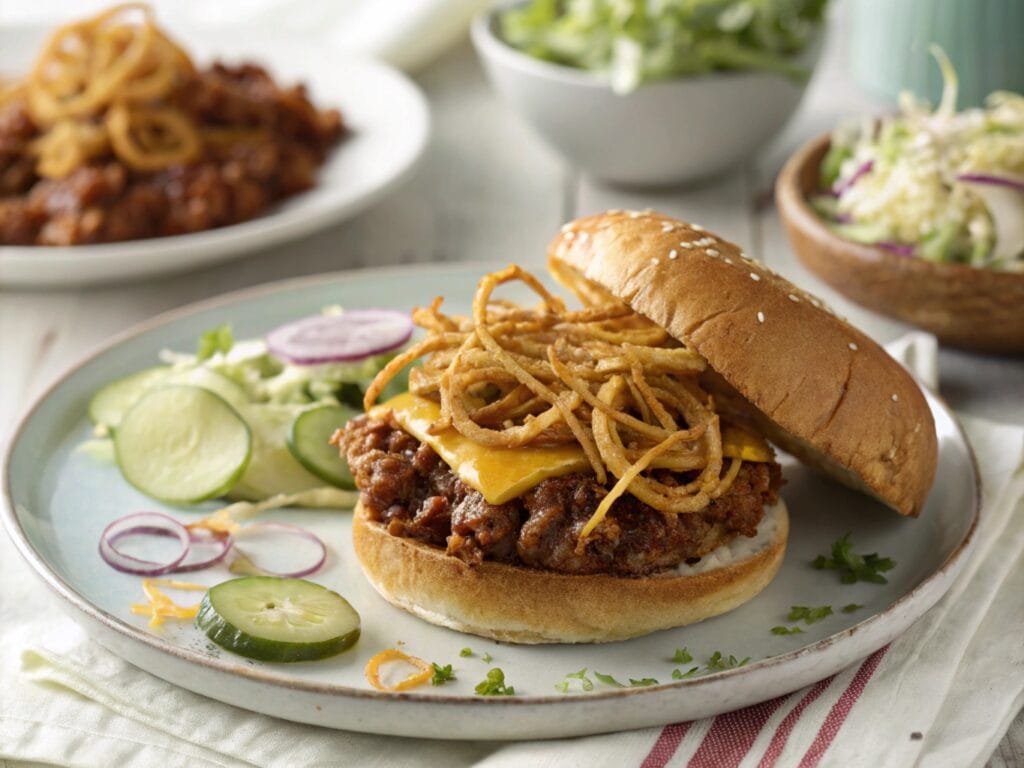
2, 264, 979, 740
0, 27, 429, 287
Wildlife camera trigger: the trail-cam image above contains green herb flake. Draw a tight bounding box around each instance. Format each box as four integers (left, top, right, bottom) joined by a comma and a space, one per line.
564, 668, 594, 692
481, 652, 493, 663
430, 663, 455, 686
842, 603, 864, 614
459, 647, 473, 657
812, 533, 896, 584
554, 681, 570, 693
705, 652, 750, 672
594, 671, 625, 688
629, 678, 659, 687
475, 668, 515, 696
788, 605, 834, 625
672, 647, 694, 664
771, 625, 805, 635
196, 323, 234, 361
672, 667, 701, 680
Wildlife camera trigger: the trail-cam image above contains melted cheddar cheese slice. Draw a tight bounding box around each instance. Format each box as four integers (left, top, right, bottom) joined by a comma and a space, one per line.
377, 393, 589, 504
375, 393, 773, 505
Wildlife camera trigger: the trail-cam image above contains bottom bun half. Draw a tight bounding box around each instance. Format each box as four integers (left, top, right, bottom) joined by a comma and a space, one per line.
352, 498, 789, 644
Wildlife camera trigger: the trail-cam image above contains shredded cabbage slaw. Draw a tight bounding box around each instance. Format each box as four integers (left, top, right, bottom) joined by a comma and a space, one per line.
498, 0, 827, 94
816, 46, 1024, 270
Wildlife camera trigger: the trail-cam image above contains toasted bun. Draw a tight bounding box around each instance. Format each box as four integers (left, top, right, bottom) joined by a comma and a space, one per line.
549, 210, 937, 517
353, 499, 789, 644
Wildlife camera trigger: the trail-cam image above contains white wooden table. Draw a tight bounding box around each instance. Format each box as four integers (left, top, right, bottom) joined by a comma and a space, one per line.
1, 13, 1021, 766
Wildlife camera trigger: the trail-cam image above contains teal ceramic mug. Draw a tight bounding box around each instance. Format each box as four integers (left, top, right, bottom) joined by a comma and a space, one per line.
850, 0, 1024, 108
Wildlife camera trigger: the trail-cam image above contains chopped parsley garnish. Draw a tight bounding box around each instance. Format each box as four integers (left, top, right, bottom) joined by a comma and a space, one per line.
771, 625, 805, 635
459, 647, 473, 657
594, 671, 625, 688
629, 678, 659, 687
812, 533, 896, 584
705, 651, 750, 671
475, 668, 515, 696
554, 681, 570, 693
481, 652, 493, 663
565, 668, 594, 691
842, 603, 864, 613
430, 663, 455, 686
788, 605, 834, 624
671, 647, 694, 664
672, 667, 701, 679
196, 323, 233, 361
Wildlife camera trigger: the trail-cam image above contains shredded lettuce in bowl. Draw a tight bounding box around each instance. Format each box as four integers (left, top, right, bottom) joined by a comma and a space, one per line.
814, 47, 1024, 271
498, 0, 828, 94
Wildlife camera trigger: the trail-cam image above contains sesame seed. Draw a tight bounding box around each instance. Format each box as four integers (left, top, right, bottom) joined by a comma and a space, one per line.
560, 223, 573, 233
628, 210, 641, 219
723, 257, 733, 264
756, 311, 765, 323
848, 342, 859, 351
669, 249, 678, 260
788, 293, 800, 303
679, 241, 693, 248
650, 257, 659, 266
750, 272, 761, 281
661, 222, 675, 233
810, 298, 821, 307
691, 223, 704, 231
891, 393, 899, 402
563, 230, 575, 240
578, 231, 590, 243
706, 248, 719, 257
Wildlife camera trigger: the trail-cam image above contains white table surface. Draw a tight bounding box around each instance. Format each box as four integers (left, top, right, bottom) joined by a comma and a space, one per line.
1, 8, 1021, 767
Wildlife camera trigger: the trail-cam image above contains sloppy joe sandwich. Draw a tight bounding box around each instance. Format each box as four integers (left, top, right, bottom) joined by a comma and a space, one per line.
335, 210, 937, 644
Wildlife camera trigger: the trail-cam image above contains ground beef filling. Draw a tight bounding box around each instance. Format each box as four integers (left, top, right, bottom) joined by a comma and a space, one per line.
0, 62, 343, 245
343, 414, 783, 577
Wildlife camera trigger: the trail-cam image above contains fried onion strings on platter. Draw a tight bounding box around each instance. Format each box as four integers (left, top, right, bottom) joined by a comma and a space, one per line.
365, 264, 744, 542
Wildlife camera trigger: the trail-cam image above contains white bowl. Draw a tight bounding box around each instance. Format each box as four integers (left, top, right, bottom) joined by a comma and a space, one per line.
471, 7, 821, 187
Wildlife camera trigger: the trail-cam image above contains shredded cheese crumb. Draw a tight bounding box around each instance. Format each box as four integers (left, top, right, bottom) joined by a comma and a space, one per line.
130, 579, 206, 628
365, 649, 433, 692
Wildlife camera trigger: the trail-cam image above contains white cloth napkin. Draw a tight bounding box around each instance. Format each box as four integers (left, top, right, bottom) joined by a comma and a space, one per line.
1, 332, 1022, 768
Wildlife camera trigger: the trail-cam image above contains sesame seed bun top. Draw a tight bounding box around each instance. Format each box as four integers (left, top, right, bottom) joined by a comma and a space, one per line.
548, 209, 937, 517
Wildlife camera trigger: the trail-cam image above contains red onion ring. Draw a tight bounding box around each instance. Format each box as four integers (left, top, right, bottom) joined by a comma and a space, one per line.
956, 173, 1024, 193
177, 529, 235, 572
110, 526, 235, 573
875, 241, 917, 257
99, 512, 191, 576
232, 522, 327, 578
834, 160, 874, 196
266, 309, 413, 366
100, 514, 326, 578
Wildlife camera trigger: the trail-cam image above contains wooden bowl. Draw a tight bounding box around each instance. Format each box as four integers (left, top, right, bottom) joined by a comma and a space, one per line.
776, 134, 1024, 354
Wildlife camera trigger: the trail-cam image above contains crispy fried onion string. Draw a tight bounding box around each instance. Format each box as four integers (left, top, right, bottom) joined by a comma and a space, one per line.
364, 263, 743, 542
22, 3, 200, 176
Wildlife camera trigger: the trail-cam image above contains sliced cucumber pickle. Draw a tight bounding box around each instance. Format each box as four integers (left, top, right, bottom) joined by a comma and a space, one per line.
88, 366, 171, 429
165, 366, 249, 412
287, 404, 358, 489
114, 385, 251, 504
197, 577, 360, 662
